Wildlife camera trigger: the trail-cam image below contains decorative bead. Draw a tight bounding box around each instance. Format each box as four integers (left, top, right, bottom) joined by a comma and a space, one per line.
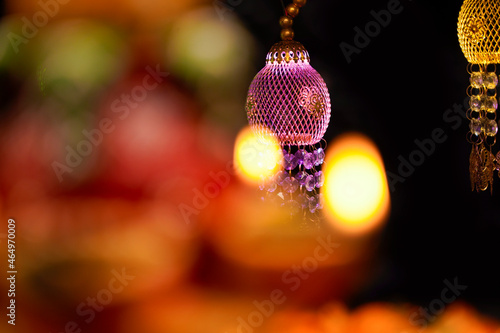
274, 170, 287, 185
314, 171, 325, 188
282, 176, 299, 193
471, 95, 482, 112
303, 152, 316, 169
296, 170, 308, 185
267, 182, 278, 193
484, 96, 498, 113
286, 4, 300, 17
293, 0, 307, 7
314, 148, 325, 166
294, 149, 305, 165
297, 193, 309, 209
305, 175, 315, 191
280, 28, 294, 40
470, 118, 482, 135
483, 119, 498, 136
483, 72, 498, 89
308, 195, 320, 213
470, 72, 484, 88
283, 153, 298, 170
279, 15, 293, 28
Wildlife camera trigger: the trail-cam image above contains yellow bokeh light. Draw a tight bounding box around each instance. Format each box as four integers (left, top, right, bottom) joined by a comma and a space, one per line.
323, 133, 390, 235
234, 126, 282, 185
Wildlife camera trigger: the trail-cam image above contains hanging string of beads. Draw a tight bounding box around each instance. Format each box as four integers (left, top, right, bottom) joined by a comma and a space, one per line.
279, 0, 307, 41
458, 0, 500, 193
245, 0, 332, 221
467, 64, 499, 192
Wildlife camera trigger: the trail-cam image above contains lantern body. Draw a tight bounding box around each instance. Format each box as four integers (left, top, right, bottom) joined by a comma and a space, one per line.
458, 0, 500, 64
245, 41, 331, 146
242, 40, 331, 218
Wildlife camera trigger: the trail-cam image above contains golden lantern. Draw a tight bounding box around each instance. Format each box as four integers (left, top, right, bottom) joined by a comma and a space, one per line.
458, 0, 500, 192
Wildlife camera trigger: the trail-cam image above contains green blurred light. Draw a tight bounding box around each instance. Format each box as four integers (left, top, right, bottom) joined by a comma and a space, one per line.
166, 7, 253, 80
40, 19, 128, 97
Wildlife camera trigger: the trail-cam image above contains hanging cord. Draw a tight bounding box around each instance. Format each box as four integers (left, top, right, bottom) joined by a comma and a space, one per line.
279, 0, 307, 40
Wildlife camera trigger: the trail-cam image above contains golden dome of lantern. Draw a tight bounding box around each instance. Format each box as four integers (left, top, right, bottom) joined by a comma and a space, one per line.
458, 0, 500, 64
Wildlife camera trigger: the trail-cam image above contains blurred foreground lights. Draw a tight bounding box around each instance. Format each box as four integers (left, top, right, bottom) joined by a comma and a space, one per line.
234, 126, 283, 185
166, 7, 252, 79
39, 20, 127, 100
323, 133, 390, 235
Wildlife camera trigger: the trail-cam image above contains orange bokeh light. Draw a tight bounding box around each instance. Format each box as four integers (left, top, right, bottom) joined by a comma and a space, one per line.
322, 133, 390, 235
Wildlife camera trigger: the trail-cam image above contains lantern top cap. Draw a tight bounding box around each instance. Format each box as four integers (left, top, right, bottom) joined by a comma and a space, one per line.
266, 40, 310, 65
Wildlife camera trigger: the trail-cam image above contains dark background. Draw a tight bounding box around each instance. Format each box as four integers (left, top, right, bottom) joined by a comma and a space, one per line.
234, 0, 499, 317
1, 0, 498, 329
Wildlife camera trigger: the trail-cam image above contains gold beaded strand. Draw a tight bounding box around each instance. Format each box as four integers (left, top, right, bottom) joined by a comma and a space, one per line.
467, 64, 499, 193
279, 0, 307, 41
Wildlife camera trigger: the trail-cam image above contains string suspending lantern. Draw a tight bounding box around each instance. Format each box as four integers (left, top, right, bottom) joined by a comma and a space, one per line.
458, 0, 500, 192
245, 0, 331, 216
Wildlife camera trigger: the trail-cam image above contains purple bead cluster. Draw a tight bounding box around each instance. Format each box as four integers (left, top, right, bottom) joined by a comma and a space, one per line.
260, 147, 326, 215
282, 147, 325, 170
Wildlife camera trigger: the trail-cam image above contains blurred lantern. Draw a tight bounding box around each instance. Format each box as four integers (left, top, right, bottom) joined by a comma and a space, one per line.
322, 133, 390, 235
457, 0, 500, 192
245, 0, 331, 216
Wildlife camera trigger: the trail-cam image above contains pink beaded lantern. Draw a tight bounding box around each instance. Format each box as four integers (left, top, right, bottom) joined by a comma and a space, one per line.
245, 0, 331, 218
246, 40, 331, 146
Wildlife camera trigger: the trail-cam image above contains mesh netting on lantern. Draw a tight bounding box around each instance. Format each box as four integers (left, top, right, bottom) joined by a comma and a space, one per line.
246, 41, 331, 147
458, 0, 500, 64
